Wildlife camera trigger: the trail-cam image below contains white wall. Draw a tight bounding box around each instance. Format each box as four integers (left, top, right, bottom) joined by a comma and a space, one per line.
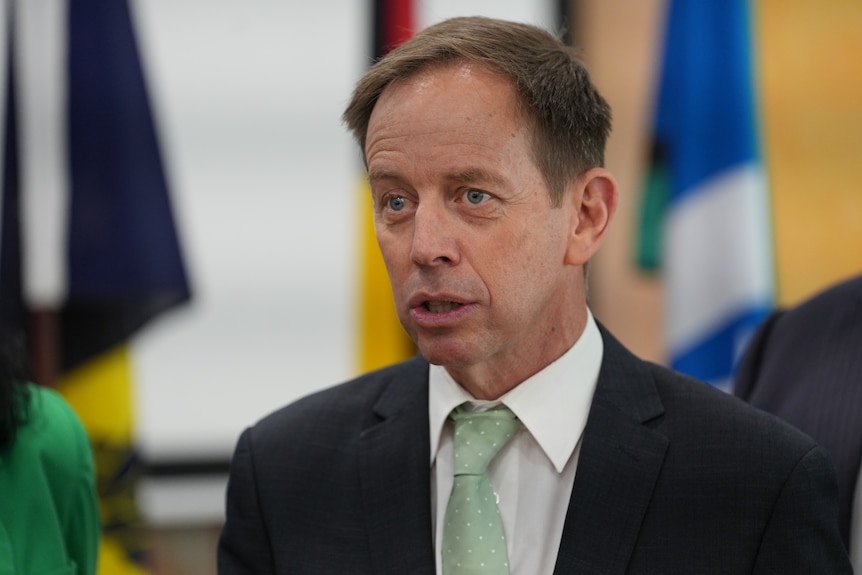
129, 1, 555, 523
130, 0, 367, 461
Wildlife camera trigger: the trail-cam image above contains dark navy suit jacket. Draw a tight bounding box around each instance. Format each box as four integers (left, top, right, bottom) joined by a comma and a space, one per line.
735, 273, 862, 549
219, 326, 851, 574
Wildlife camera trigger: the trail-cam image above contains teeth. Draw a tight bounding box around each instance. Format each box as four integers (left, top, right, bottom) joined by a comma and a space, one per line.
425, 301, 461, 313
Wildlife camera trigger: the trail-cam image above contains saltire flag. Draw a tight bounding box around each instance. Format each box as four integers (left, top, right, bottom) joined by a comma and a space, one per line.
637, 0, 774, 390
356, 0, 417, 373
0, 1, 190, 573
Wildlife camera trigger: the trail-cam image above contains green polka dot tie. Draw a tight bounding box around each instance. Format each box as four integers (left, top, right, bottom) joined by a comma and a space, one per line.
442, 405, 522, 575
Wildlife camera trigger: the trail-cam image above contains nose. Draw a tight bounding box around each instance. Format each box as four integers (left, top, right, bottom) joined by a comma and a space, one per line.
410, 203, 460, 267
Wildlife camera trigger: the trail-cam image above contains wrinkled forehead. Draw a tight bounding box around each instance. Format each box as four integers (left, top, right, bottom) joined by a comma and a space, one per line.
376, 60, 530, 127
369, 62, 525, 141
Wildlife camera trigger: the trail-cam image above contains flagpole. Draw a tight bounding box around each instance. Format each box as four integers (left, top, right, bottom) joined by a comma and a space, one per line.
28, 308, 59, 386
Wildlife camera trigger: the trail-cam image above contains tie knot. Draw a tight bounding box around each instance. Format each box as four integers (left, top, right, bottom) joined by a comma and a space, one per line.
450, 405, 521, 476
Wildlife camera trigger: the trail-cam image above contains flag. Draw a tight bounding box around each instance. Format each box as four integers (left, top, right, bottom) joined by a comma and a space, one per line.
638, 0, 774, 390
0, 0, 190, 572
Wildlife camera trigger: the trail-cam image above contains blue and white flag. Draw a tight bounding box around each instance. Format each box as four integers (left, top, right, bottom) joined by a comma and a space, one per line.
641, 0, 774, 390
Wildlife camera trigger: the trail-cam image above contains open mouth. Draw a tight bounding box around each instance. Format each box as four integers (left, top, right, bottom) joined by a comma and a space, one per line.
424, 301, 463, 313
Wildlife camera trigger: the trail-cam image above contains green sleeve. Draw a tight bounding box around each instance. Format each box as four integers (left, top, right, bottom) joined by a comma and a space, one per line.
38, 387, 102, 575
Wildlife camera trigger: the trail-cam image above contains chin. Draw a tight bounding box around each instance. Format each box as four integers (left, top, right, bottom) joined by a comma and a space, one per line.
415, 339, 480, 370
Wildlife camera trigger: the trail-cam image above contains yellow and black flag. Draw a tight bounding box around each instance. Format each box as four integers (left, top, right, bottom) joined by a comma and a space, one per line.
356, 0, 417, 373
0, 1, 190, 573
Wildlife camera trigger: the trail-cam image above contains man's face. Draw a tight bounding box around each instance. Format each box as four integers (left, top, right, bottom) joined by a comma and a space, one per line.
365, 63, 586, 394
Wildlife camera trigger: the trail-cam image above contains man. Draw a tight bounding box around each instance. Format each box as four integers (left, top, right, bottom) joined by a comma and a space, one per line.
218, 17, 850, 574
735, 273, 862, 570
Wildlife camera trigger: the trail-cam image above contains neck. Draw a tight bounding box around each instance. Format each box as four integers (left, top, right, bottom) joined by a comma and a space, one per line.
446, 310, 588, 400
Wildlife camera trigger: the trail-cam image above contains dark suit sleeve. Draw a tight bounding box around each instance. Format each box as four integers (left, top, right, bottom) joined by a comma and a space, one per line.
733, 311, 783, 400
218, 428, 276, 575
752, 444, 852, 574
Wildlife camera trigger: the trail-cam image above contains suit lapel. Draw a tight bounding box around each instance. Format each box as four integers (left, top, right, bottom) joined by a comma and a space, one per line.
554, 326, 669, 575
359, 358, 436, 575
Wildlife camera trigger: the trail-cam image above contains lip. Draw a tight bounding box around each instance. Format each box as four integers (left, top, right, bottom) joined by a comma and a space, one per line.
407, 292, 476, 328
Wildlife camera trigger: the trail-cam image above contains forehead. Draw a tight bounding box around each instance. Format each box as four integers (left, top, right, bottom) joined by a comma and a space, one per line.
366, 62, 526, 151
387, 62, 520, 113
389, 60, 509, 92
365, 62, 547, 195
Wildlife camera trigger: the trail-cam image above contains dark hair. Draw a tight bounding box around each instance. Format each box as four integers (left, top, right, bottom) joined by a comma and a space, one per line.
0, 332, 32, 451
342, 16, 612, 206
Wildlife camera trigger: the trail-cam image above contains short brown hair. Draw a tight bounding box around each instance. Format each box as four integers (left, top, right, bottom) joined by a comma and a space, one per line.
343, 16, 612, 205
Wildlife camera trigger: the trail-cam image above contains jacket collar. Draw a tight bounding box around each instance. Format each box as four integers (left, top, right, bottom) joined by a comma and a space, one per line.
360, 357, 436, 574
554, 324, 668, 575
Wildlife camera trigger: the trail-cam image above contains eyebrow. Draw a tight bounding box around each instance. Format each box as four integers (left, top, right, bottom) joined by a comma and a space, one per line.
443, 168, 508, 188
367, 167, 399, 183
367, 166, 507, 188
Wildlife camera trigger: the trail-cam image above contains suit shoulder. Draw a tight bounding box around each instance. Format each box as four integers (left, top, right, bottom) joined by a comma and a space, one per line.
796, 273, 862, 311
773, 273, 862, 330
647, 361, 820, 457
248, 356, 427, 444
597, 325, 819, 459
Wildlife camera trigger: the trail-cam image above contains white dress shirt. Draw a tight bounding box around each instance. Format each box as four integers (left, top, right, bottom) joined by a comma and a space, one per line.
429, 310, 603, 575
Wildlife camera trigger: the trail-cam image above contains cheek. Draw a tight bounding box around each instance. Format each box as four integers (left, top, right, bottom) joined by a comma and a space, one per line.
508, 211, 565, 259
375, 223, 402, 258
376, 233, 410, 287
496, 218, 568, 287
470, 229, 537, 301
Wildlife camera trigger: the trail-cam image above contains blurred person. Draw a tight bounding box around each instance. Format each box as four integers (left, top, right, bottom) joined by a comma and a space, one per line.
735, 273, 862, 570
0, 332, 100, 574
218, 17, 851, 574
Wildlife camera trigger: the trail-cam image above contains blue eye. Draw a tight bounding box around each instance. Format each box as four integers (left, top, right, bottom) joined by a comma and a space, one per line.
465, 189, 488, 204
388, 196, 406, 211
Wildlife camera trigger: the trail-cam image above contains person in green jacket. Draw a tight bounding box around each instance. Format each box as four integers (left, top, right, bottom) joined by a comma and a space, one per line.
0, 333, 100, 575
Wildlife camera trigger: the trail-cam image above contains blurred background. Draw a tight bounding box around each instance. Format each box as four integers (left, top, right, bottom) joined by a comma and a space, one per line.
0, 0, 860, 573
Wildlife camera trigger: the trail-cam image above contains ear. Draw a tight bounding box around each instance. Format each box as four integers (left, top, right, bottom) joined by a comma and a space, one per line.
564, 167, 618, 266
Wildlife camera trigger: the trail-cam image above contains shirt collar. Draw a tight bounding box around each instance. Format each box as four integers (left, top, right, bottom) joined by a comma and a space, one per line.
428, 310, 603, 472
